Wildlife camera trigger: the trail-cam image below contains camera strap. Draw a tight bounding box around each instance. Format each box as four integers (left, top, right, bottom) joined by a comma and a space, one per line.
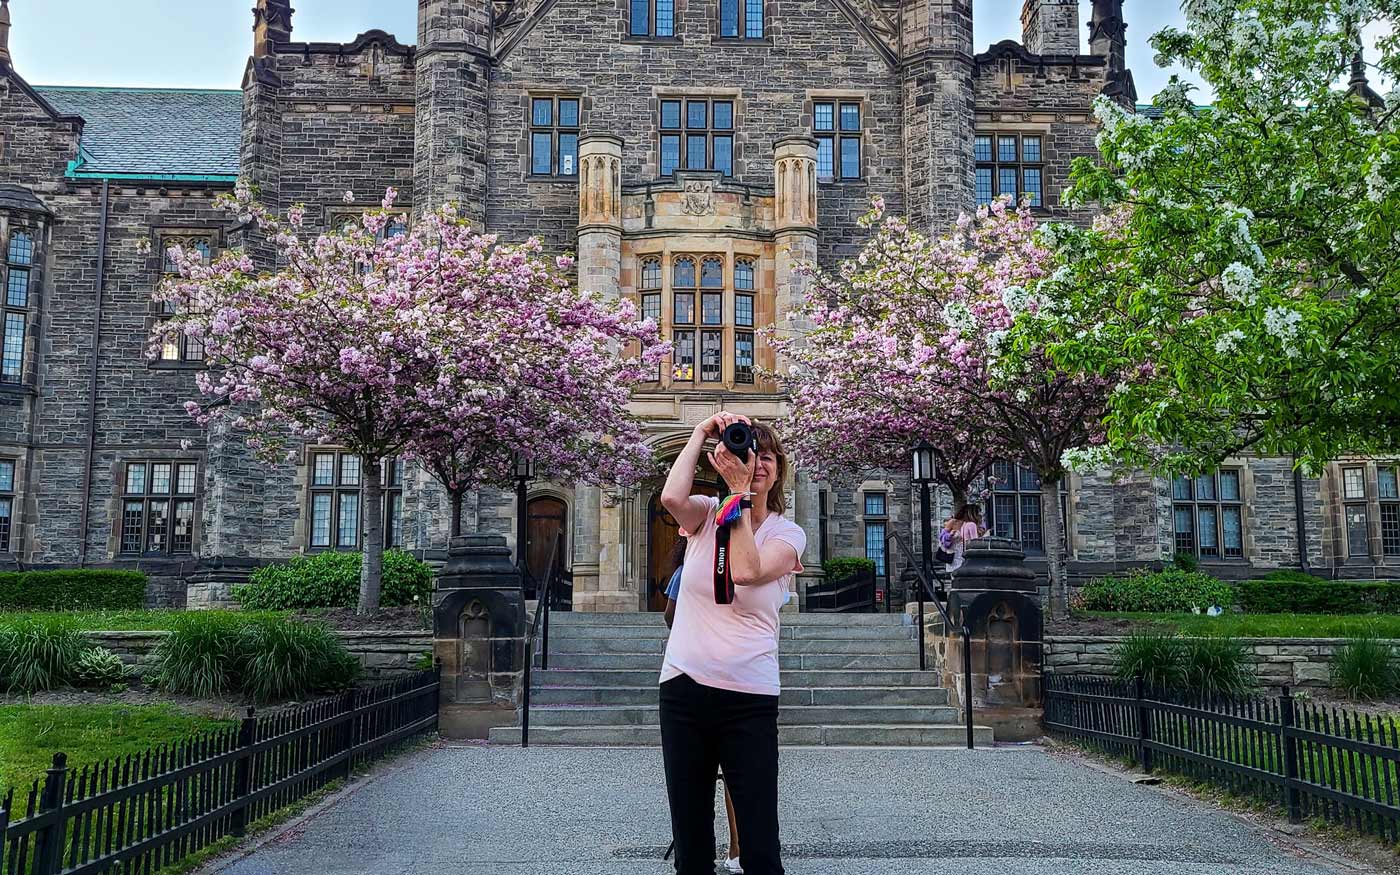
713, 522, 735, 605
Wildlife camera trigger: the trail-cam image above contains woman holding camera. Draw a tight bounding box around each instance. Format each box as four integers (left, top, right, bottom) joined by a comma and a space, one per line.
659, 412, 805, 875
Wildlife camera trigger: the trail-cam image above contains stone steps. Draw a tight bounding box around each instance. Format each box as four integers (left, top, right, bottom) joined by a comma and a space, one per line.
495, 612, 992, 748
530, 685, 949, 707
489, 724, 994, 747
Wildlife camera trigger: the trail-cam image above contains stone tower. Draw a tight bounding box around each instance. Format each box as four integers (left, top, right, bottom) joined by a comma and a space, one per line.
415, 0, 492, 222
900, 0, 975, 232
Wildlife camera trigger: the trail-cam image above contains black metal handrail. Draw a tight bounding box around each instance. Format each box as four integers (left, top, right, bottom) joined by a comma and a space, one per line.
520, 531, 563, 748
885, 531, 976, 750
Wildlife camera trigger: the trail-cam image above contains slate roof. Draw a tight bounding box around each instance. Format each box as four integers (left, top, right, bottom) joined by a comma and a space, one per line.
33, 87, 242, 178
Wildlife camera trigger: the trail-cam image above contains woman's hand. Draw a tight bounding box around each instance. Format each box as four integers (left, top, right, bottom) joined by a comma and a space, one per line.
708, 444, 756, 495
693, 411, 751, 442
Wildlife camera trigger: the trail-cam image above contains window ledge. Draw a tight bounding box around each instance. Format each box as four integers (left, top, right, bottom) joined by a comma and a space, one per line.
0, 382, 35, 397
818, 177, 868, 187
622, 35, 682, 45
148, 361, 207, 371
711, 36, 773, 47
524, 175, 580, 184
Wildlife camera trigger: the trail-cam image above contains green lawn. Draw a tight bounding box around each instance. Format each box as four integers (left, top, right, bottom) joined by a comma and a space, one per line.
1079, 612, 1400, 638
0, 610, 287, 631
0, 704, 234, 795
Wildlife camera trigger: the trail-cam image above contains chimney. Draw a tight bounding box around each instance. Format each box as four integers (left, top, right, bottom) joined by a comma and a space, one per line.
0, 0, 13, 68
253, 0, 294, 58
1021, 0, 1079, 55
1088, 0, 1126, 72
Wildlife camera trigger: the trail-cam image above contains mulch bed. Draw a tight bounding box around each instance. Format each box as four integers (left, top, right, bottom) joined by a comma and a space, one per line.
1045, 613, 1163, 637
293, 606, 430, 632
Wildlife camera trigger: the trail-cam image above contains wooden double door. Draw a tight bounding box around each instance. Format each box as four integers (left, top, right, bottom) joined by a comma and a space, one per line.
526, 496, 568, 602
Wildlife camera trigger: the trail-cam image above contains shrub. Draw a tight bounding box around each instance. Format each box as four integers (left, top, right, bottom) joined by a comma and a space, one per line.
0, 617, 88, 693
1183, 637, 1254, 698
1113, 631, 1186, 690
1170, 551, 1199, 573
821, 557, 877, 582
1330, 637, 1399, 700
149, 612, 246, 698
1259, 569, 1329, 586
0, 569, 147, 610
1236, 578, 1400, 614
1081, 568, 1235, 613
238, 617, 359, 703
236, 550, 434, 610
72, 647, 129, 687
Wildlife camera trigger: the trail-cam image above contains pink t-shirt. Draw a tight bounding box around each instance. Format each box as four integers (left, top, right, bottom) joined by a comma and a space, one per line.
659, 496, 806, 696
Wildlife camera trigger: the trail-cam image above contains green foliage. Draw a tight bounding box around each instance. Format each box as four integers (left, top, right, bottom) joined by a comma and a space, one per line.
1081, 611, 1400, 639
821, 557, 877, 582
0, 617, 88, 693
0, 569, 147, 611
1182, 637, 1255, 698
1113, 631, 1187, 690
1081, 568, 1235, 613
150, 612, 247, 699
1170, 551, 1199, 573
411, 652, 435, 672
1259, 569, 1328, 586
1237, 578, 1400, 614
72, 647, 129, 688
238, 617, 360, 704
150, 613, 359, 703
236, 550, 433, 610
1329, 637, 1400, 701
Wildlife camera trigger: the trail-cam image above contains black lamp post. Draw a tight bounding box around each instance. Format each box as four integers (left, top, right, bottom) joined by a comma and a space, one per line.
513, 452, 535, 588
911, 441, 937, 671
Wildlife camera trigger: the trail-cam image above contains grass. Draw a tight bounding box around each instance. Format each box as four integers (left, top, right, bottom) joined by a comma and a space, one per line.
0, 703, 234, 794
1079, 611, 1400, 639
0, 610, 288, 632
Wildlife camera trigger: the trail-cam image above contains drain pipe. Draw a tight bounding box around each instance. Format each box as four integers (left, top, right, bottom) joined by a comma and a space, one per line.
1292, 456, 1312, 574
77, 179, 109, 567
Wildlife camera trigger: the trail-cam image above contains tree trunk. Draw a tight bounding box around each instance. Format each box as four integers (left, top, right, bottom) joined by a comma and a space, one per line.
1040, 477, 1068, 621
451, 488, 465, 539
358, 456, 385, 615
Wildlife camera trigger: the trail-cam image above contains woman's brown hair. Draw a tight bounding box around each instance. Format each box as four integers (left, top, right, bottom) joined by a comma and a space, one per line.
953, 502, 982, 525
750, 422, 789, 515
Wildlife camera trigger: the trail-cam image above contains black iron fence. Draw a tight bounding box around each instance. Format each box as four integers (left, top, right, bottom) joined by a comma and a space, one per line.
1, 669, 440, 875
1044, 673, 1400, 842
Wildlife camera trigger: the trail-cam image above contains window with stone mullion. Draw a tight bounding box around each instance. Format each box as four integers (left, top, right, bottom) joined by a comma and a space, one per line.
1171, 470, 1244, 560
2, 229, 35, 384
658, 98, 734, 178
719, 0, 764, 38
813, 101, 861, 181
155, 232, 214, 362
986, 461, 1066, 556
630, 0, 675, 37
308, 450, 403, 550
974, 132, 1044, 208
529, 96, 580, 177
119, 460, 199, 556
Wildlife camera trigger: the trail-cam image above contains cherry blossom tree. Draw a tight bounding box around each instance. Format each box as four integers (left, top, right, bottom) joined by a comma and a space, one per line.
1023, 0, 1400, 474
774, 199, 1114, 617
155, 184, 666, 613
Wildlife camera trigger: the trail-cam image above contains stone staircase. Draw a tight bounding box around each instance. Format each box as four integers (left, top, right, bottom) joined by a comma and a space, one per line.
488, 611, 994, 746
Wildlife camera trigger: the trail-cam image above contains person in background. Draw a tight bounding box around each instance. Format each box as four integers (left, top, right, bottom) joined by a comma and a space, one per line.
663, 535, 744, 874
944, 503, 985, 573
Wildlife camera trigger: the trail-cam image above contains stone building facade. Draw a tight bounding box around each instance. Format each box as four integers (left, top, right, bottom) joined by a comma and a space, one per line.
0, 0, 1396, 610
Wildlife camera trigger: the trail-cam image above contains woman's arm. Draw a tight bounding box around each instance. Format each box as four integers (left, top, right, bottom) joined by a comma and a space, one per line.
664, 597, 676, 628
660, 412, 748, 536
726, 517, 800, 587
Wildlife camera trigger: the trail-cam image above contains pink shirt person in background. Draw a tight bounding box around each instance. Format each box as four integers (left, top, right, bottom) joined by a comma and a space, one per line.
944, 502, 986, 573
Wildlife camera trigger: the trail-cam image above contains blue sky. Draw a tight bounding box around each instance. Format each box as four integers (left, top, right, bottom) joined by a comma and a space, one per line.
12, 1, 1207, 100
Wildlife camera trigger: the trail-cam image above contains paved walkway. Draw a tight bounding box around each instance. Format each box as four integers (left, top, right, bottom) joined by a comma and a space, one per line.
207, 745, 1367, 875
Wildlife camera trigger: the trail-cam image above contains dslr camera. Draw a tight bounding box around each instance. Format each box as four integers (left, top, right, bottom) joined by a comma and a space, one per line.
720, 422, 758, 462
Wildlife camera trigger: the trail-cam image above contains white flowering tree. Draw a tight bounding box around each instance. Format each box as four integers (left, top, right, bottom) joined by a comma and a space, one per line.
1019, 0, 1400, 473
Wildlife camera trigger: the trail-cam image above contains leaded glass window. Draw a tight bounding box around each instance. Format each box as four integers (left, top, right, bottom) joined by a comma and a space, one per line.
529, 96, 580, 177
1171, 470, 1245, 559
974, 132, 1045, 207
814, 101, 861, 180
659, 98, 735, 177
119, 460, 198, 555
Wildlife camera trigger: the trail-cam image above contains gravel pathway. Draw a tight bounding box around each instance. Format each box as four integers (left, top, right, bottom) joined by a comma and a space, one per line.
205, 744, 1368, 875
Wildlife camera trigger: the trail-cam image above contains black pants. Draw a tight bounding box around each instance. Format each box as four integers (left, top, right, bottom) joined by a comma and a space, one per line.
660, 673, 783, 875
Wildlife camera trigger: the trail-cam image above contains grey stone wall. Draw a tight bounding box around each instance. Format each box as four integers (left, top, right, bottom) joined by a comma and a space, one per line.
1045, 634, 1379, 691
86, 629, 432, 677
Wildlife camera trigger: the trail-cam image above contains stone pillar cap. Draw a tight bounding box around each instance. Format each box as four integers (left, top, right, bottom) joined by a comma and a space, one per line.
773, 134, 818, 150
578, 133, 625, 148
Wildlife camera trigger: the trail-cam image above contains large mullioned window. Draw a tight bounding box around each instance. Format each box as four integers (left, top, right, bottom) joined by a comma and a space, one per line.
307, 451, 404, 550
814, 101, 862, 181
120, 460, 199, 555
659, 98, 734, 177
636, 253, 759, 387
1171, 470, 1244, 560
975, 133, 1044, 207
529, 96, 580, 177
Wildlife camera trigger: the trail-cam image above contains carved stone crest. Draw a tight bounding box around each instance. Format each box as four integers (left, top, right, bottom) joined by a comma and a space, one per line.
681, 180, 715, 216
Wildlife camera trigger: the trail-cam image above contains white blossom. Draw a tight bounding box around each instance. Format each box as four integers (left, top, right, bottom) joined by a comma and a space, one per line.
1365, 151, 1391, 203
1214, 328, 1246, 355
1263, 306, 1303, 357
1221, 261, 1259, 304
941, 300, 976, 337
1001, 284, 1033, 316
1062, 445, 1117, 473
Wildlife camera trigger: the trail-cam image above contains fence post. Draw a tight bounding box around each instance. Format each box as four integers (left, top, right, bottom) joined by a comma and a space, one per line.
230, 708, 257, 837
1279, 686, 1302, 824
0, 793, 9, 874
32, 752, 68, 875
339, 689, 358, 781
1135, 675, 1154, 774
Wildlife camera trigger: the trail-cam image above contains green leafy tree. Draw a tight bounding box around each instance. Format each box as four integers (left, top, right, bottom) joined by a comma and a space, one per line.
1020, 0, 1400, 474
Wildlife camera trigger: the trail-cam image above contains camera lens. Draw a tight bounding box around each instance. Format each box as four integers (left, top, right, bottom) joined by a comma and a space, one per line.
721, 422, 756, 462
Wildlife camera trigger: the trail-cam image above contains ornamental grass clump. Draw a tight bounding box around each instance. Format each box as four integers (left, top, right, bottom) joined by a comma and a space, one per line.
1329, 636, 1399, 701
150, 611, 246, 698
0, 617, 88, 693
238, 617, 359, 704
1182, 636, 1254, 699
1112, 631, 1187, 691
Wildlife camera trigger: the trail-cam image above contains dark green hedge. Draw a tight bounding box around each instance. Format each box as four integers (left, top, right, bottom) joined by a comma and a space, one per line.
822, 557, 877, 581
236, 549, 434, 610
0, 569, 147, 610
1237, 578, 1400, 614
1080, 568, 1235, 613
